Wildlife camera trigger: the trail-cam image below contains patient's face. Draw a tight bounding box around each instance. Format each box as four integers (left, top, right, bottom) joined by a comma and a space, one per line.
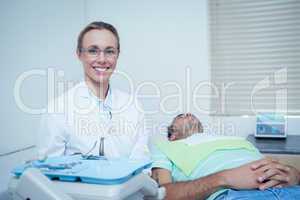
169, 113, 201, 141
173, 117, 189, 138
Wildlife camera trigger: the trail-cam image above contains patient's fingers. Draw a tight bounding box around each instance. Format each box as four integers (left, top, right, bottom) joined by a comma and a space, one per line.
251, 158, 278, 170
258, 168, 284, 182
257, 162, 289, 174
276, 165, 291, 173
259, 180, 281, 190
266, 174, 289, 183
274, 183, 288, 188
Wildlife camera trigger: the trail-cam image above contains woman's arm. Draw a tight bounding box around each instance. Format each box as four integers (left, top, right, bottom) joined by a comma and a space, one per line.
37, 113, 68, 158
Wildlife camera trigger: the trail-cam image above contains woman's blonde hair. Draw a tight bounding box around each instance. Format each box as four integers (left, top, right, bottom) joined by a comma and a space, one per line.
77, 21, 120, 53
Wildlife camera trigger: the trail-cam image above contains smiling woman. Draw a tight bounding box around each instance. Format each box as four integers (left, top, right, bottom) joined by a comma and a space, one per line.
77, 22, 120, 99
37, 21, 149, 161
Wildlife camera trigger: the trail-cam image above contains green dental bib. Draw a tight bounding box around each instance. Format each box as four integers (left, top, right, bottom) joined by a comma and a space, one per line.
155, 137, 258, 176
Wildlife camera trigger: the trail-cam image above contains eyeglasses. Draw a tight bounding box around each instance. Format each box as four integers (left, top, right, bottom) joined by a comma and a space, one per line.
80, 47, 118, 59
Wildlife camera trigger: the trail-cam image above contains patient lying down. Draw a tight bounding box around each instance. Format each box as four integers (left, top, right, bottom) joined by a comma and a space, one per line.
150, 113, 300, 200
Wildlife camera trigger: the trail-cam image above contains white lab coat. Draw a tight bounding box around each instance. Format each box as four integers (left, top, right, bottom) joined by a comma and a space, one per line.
37, 81, 149, 160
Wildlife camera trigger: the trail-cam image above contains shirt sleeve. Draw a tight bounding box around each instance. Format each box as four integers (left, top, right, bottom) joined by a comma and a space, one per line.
149, 139, 173, 171
36, 113, 68, 158
129, 110, 150, 160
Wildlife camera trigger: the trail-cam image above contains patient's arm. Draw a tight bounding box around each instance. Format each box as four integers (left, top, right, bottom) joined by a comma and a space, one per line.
152, 168, 226, 200
152, 162, 270, 200
152, 159, 287, 200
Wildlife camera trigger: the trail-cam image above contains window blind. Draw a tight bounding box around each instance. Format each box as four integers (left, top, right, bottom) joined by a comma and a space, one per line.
209, 0, 300, 116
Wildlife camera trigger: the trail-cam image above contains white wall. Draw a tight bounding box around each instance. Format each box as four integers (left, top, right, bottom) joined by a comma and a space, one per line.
0, 0, 85, 154
85, 0, 211, 134
0, 0, 210, 194
0, 0, 86, 194
0, 0, 210, 153
1, 0, 299, 196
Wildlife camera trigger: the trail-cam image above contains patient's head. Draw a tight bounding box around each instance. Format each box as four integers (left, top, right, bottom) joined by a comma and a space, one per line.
167, 113, 203, 141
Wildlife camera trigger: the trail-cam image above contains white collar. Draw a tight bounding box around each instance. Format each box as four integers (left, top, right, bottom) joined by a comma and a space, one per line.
77, 81, 113, 110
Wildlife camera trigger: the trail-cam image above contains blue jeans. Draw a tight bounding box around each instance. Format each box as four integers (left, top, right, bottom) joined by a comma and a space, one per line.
214, 186, 300, 200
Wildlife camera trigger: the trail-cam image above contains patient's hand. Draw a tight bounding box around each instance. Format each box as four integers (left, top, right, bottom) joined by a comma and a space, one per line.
279, 165, 300, 186
251, 158, 300, 189
222, 161, 267, 190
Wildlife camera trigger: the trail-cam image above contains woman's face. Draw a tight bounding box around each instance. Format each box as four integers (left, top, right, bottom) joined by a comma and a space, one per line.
78, 29, 119, 85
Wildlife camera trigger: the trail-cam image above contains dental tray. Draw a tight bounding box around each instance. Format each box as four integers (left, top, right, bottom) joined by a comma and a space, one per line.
12, 155, 152, 185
